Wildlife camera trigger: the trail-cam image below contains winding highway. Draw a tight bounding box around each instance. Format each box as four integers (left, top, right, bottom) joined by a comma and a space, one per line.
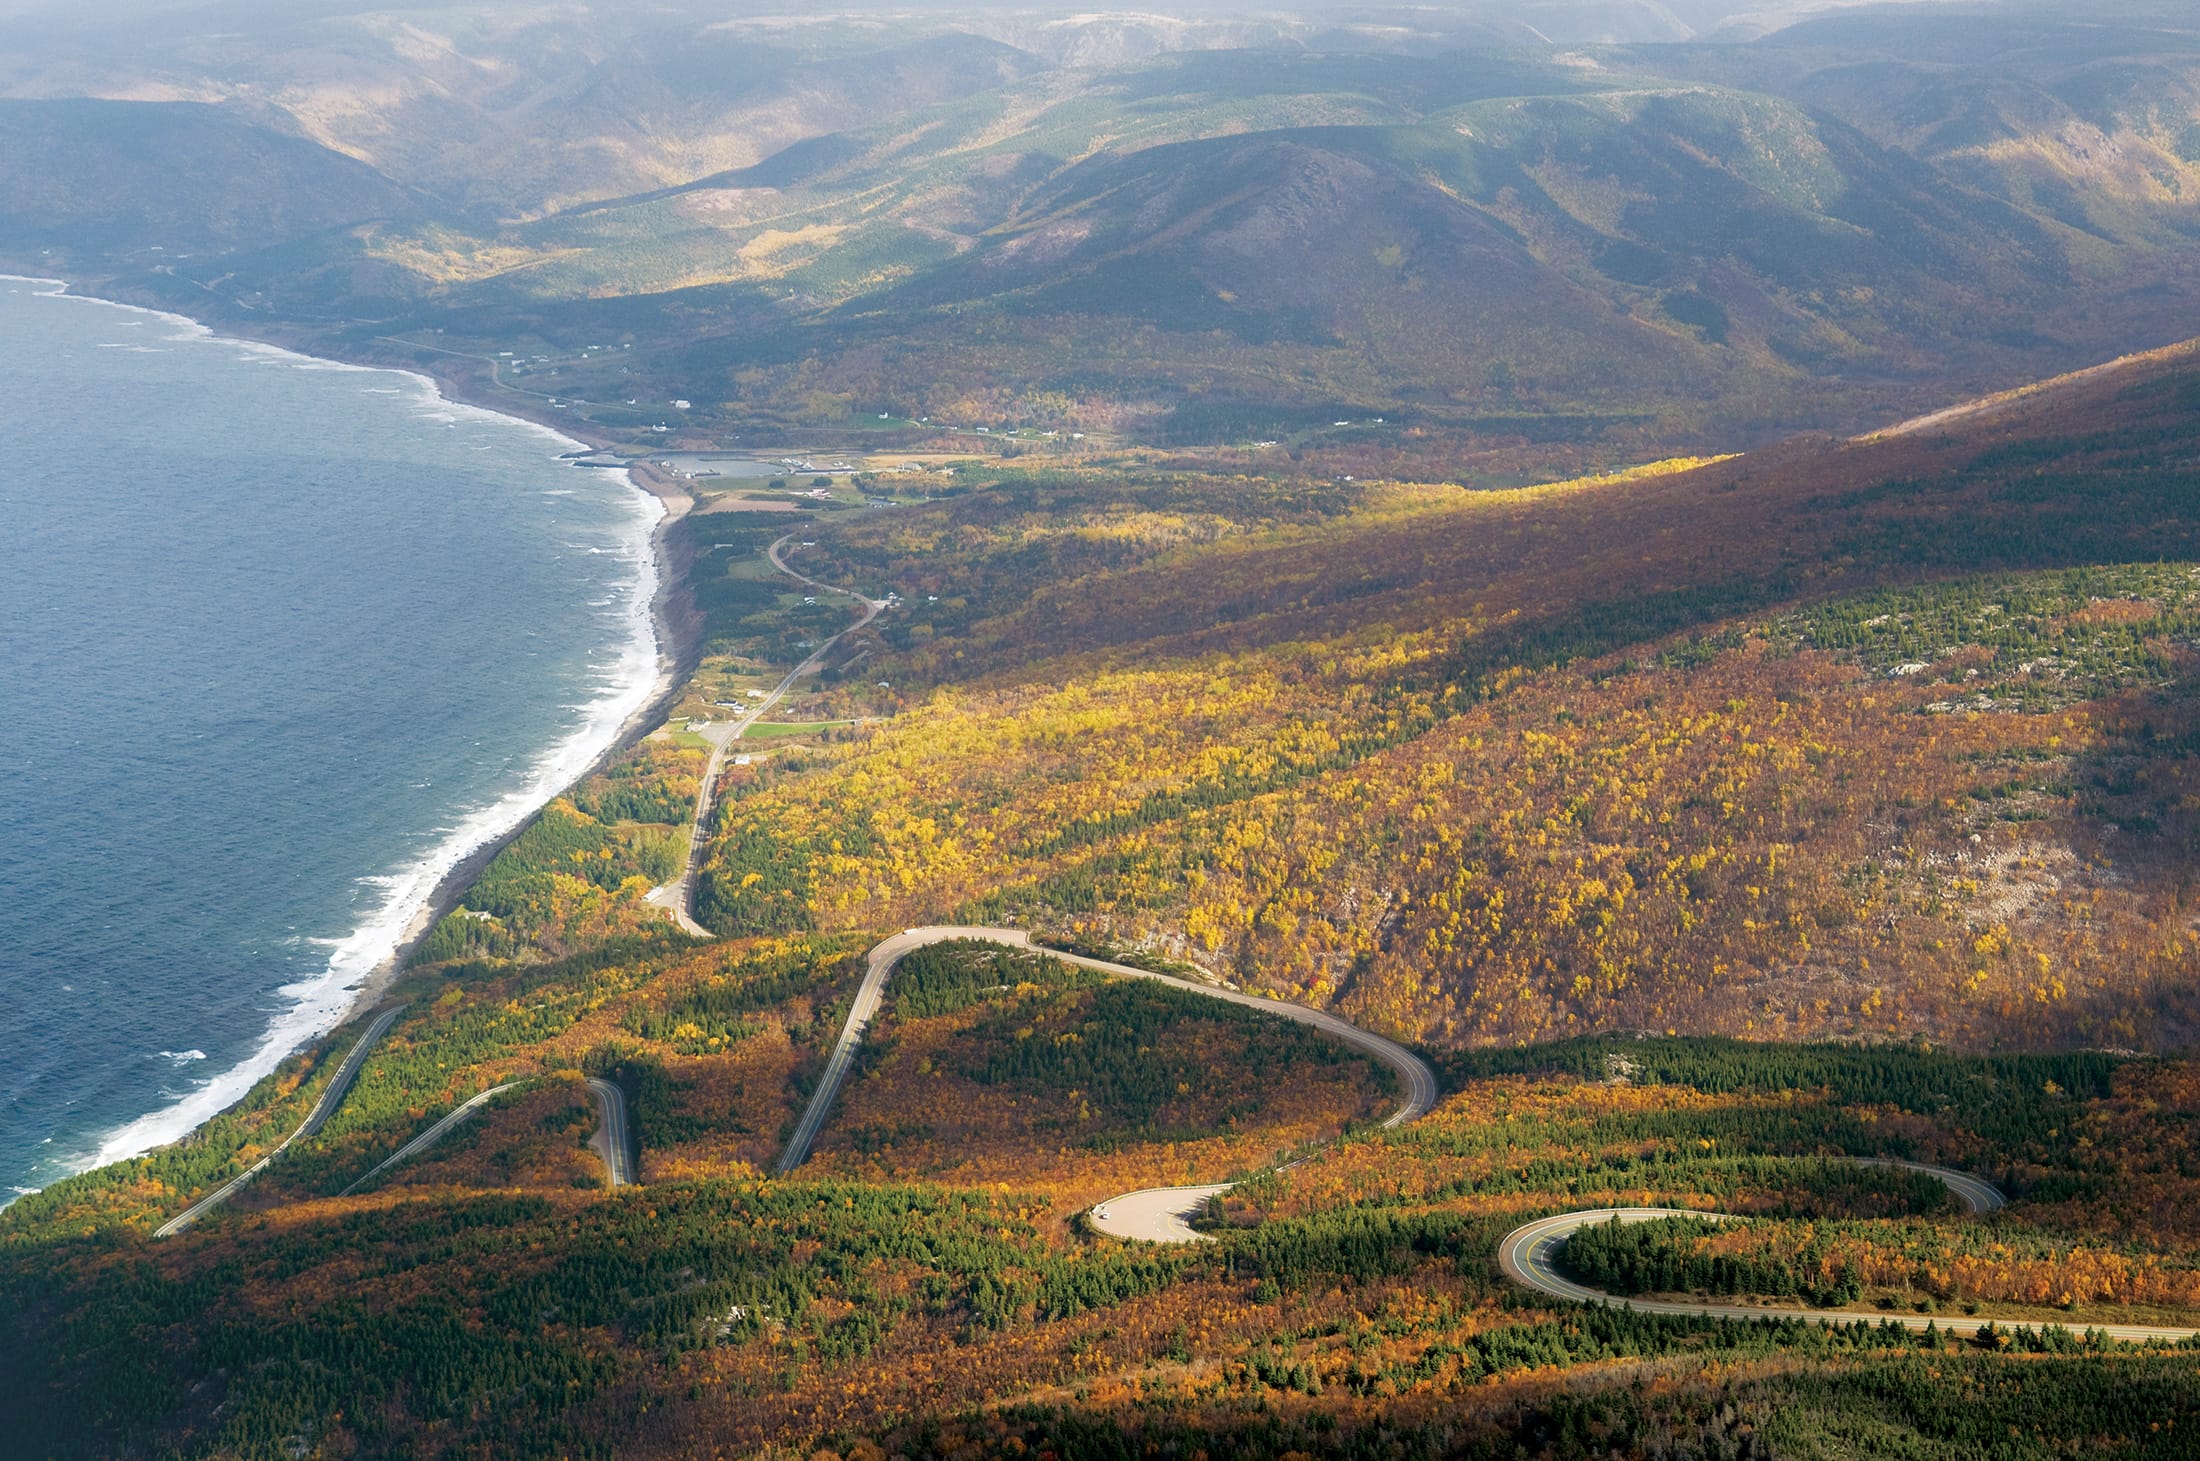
156, 1003, 406, 1236
339, 1081, 521, 1196
732, 552, 1442, 1222
159, 533, 865, 1233
1497, 1167, 2200, 1343
588, 1075, 637, 1187
776, 926, 1438, 1181
649, 533, 886, 934
633, 537, 2199, 1337
692, 550, 1440, 1202
1855, 1156, 2006, 1215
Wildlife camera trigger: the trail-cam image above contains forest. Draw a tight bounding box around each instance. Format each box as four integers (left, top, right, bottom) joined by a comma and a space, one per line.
9, 336, 2200, 1459
691, 346, 2200, 1060
11, 1, 2200, 1451
1564, 1210, 2200, 1315
11, 1024, 2200, 1457
807, 940, 1396, 1203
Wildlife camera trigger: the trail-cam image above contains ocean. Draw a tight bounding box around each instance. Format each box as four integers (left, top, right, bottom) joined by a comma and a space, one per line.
0, 278, 661, 1199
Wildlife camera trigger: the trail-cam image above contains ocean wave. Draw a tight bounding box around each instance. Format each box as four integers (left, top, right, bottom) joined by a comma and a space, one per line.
155, 1049, 208, 1063
57, 283, 667, 1175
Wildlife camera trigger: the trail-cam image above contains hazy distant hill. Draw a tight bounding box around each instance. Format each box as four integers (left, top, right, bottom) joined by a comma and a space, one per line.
794, 79, 2083, 429
1, 2, 2195, 456
0, 98, 421, 258
1641, 11, 2200, 245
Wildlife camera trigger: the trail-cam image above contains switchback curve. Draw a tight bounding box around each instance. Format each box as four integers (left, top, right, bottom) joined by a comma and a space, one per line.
776, 926, 1437, 1177
1496, 1168, 2200, 1344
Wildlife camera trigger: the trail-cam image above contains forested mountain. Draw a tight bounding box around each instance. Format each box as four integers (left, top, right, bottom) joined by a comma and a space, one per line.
0, 98, 424, 255
703, 338, 2200, 1054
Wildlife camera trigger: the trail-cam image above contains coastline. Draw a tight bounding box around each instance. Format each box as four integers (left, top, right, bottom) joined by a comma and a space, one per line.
334, 458, 702, 1021
3, 274, 706, 1183
332, 460, 702, 1022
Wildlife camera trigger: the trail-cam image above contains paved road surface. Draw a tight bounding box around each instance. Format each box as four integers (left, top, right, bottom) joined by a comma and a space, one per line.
1087, 1184, 1236, 1244
650, 534, 885, 933
587, 1076, 637, 1187
777, 926, 1438, 1179
1856, 1155, 2006, 1214
156, 1004, 405, 1236
1496, 1166, 2200, 1343
339, 1082, 521, 1196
